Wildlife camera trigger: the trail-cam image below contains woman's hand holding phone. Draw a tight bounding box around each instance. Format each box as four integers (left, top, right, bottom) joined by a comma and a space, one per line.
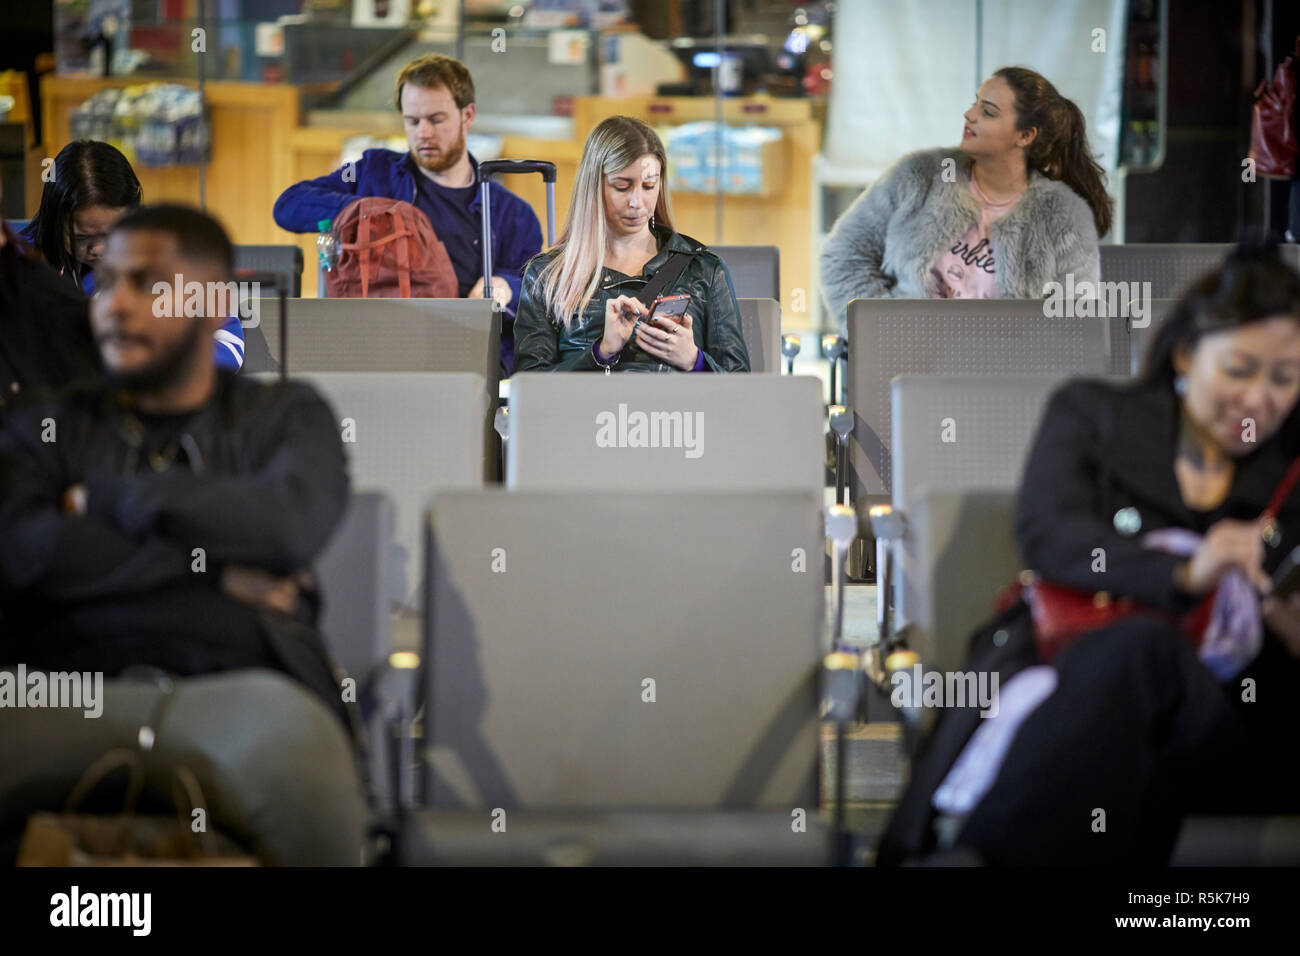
1174, 518, 1272, 597
635, 310, 700, 370
601, 294, 647, 357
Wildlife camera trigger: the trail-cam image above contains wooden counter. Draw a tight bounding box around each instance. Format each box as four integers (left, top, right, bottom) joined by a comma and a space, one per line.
41, 75, 306, 247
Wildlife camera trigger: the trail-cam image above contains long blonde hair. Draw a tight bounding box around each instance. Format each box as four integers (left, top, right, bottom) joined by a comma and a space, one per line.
538, 116, 675, 328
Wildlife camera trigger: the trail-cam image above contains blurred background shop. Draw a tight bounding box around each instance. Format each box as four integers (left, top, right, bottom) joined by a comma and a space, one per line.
1, 0, 1298, 331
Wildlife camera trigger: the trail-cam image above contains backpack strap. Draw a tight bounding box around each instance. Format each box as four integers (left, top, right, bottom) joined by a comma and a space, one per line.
635, 251, 694, 306
358, 211, 372, 299
395, 209, 412, 298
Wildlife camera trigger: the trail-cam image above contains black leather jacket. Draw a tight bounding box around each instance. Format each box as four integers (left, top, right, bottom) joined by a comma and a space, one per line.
512, 224, 750, 373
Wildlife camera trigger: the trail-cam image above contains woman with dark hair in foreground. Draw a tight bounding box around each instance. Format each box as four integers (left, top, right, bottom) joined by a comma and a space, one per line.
881, 245, 1300, 866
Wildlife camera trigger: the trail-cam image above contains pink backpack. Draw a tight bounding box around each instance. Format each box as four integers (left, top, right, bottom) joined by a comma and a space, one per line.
324, 197, 459, 298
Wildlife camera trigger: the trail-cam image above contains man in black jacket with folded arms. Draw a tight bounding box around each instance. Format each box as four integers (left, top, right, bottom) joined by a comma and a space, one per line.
0, 204, 350, 718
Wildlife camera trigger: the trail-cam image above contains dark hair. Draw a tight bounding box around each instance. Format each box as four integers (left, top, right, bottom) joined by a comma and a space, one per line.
1140, 243, 1300, 385
994, 67, 1113, 238
26, 140, 142, 279
394, 54, 475, 111
111, 203, 234, 276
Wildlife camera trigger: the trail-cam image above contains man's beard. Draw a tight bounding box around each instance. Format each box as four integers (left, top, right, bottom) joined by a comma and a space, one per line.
105, 318, 208, 394
412, 122, 467, 173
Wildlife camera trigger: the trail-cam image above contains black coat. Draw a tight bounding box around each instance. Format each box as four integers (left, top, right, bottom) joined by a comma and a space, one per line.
879, 376, 1300, 864
512, 223, 751, 373
0, 226, 100, 411
1016, 376, 1300, 612
0, 372, 351, 718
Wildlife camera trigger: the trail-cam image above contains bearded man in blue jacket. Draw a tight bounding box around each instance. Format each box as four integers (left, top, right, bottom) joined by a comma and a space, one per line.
272, 54, 542, 375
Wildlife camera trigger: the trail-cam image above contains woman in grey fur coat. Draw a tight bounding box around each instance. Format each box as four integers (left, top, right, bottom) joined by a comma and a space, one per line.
820, 67, 1112, 334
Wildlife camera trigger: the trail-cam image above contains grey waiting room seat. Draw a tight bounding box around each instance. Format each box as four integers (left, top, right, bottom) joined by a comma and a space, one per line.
889, 375, 1066, 670
890, 374, 1068, 518
248, 298, 499, 479
315, 489, 396, 684
713, 245, 780, 300
1099, 242, 1300, 299
247, 296, 497, 379
845, 298, 1127, 523
233, 244, 303, 297
314, 488, 401, 811
258, 372, 487, 612
898, 487, 1022, 676
506, 373, 824, 493
395, 808, 826, 865
737, 297, 781, 373
421, 488, 823, 813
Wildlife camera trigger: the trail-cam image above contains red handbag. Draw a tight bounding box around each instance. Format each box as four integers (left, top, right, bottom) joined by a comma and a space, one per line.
1012, 575, 1211, 664
1249, 57, 1297, 179
1005, 453, 1300, 664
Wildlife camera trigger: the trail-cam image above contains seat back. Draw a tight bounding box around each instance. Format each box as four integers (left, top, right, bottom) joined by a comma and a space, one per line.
253, 298, 499, 478
233, 244, 304, 297
736, 297, 781, 373
712, 245, 780, 300
252, 297, 498, 376
1100, 243, 1300, 299
315, 489, 395, 682
891, 374, 1066, 516
423, 489, 823, 809
270, 372, 487, 612
845, 298, 1125, 508
506, 373, 824, 493
890, 375, 1064, 663
903, 488, 1022, 675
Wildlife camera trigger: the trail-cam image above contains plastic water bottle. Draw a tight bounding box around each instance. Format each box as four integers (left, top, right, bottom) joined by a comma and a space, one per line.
317, 219, 338, 272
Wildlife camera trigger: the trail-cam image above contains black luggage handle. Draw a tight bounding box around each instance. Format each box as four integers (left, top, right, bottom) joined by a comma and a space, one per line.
479, 160, 558, 308
478, 159, 557, 183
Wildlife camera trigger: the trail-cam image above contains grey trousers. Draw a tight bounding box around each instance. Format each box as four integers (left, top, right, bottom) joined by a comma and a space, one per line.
0, 668, 369, 865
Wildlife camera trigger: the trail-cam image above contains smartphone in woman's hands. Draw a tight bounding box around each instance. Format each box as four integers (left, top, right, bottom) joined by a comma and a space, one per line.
648, 293, 691, 325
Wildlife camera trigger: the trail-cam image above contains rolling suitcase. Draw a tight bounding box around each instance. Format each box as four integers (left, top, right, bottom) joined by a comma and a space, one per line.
478, 159, 557, 378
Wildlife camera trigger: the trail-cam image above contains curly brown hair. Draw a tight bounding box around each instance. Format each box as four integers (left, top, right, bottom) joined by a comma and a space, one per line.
394, 54, 475, 111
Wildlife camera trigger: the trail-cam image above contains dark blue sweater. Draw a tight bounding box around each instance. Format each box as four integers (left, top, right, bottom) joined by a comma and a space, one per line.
272, 148, 542, 317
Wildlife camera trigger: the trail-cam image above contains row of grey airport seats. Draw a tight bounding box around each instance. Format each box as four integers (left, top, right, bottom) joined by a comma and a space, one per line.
297, 371, 831, 864
234, 237, 1300, 865
0, 229, 1288, 311
275, 242, 1300, 725
11, 232, 1297, 863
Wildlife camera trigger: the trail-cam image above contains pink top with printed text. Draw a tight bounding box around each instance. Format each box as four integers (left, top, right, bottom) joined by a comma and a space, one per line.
930, 177, 1025, 299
